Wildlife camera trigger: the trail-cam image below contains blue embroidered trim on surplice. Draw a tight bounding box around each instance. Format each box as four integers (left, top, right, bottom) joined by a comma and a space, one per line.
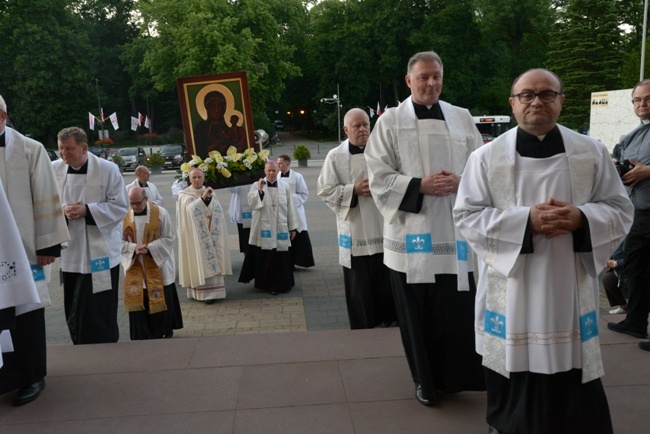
277, 232, 289, 240
580, 311, 599, 342
242, 212, 252, 219
31, 264, 45, 282
90, 257, 110, 273
261, 230, 272, 238
485, 310, 506, 339
339, 234, 351, 249
405, 233, 432, 253
456, 240, 468, 261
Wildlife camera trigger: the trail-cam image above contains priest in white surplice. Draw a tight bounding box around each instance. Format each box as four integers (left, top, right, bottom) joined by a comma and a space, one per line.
277, 154, 315, 268
239, 160, 299, 295
54, 127, 129, 345
366, 51, 485, 406
177, 168, 232, 304
124, 165, 164, 205
121, 187, 183, 339
0, 96, 70, 406
228, 184, 253, 254
453, 69, 633, 434
317, 108, 396, 329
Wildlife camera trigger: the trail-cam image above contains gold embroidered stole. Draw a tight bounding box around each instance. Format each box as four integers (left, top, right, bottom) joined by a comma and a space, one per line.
123, 204, 167, 313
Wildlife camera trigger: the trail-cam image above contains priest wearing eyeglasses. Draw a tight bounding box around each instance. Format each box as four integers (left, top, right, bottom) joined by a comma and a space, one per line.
454, 68, 633, 433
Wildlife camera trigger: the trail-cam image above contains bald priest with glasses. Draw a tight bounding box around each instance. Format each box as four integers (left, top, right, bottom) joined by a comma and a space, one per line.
454, 68, 633, 434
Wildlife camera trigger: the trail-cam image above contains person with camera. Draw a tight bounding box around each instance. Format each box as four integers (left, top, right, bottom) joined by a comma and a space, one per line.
607, 79, 650, 350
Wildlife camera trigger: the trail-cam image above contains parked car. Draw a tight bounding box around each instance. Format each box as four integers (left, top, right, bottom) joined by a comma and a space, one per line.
117, 147, 147, 171
274, 120, 284, 130
46, 148, 59, 161
481, 133, 494, 144
88, 146, 104, 157
158, 144, 187, 169
99, 148, 119, 160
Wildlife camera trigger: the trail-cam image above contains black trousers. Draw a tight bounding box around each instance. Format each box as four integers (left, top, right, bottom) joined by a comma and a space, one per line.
0, 308, 46, 393
621, 209, 650, 332
485, 368, 613, 434
63, 266, 120, 344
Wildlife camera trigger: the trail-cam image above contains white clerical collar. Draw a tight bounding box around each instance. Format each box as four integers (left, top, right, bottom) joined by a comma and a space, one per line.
642, 119, 650, 125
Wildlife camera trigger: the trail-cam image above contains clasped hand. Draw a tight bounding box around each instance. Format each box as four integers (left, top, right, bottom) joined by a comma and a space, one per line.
419, 170, 460, 196
529, 198, 582, 238
64, 202, 86, 220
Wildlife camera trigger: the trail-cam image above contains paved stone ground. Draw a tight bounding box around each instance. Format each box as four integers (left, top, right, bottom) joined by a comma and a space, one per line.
45, 132, 350, 345
45, 131, 616, 344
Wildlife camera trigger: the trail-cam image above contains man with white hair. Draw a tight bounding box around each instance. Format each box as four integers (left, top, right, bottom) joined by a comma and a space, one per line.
125, 165, 164, 206
0, 95, 69, 405
177, 168, 232, 304
318, 108, 396, 329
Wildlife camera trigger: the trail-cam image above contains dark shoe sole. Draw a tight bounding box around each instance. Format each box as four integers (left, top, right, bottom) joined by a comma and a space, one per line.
607, 322, 648, 339
639, 342, 650, 351
13, 380, 46, 406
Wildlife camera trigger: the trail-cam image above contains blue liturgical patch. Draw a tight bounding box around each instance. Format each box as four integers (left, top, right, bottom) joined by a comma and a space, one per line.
31, 264, 45, 282
580, 311, 598, 342
242, 212, 252, 219
90, 257, 110, 273
339, 235, 352, 249
405, 234, 432, 253
277, 232, 289, 240
261, 230, 272, 238
456, 240, 468, 261
485, 310, 506, 339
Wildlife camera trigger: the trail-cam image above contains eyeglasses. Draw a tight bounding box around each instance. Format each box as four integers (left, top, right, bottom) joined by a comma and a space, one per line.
512, 91, 561, 104
130, 198, 146, 207
632, 96, 650, 105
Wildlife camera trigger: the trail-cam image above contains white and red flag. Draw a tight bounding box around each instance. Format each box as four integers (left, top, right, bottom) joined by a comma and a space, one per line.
89, 112, 95, 130
367, 106, 375, 118
130, 116, 138, 131
109, 112, 119, 130
144, 116, 151, 129
376, 102, 382, 116
100, 108, 105, 122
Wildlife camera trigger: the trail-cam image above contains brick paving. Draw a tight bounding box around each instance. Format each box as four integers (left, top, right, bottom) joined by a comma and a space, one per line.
45, 132, 349, 345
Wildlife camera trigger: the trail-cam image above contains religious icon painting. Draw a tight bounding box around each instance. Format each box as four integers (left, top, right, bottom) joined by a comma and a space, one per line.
176, 71, 258, 159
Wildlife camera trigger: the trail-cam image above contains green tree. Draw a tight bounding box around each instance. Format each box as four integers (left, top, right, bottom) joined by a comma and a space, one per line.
132, 0, 305, 124
545, 0, 624, 129
0, 0, 94, 144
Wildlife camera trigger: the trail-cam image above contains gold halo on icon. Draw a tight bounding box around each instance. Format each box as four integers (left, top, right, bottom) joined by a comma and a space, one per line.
195, 83, 244, 127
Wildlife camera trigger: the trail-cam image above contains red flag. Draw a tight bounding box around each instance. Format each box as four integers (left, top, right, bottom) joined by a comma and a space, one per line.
138, 112, 144, 126
100, 108, 105, 122
376, 102, 382, 116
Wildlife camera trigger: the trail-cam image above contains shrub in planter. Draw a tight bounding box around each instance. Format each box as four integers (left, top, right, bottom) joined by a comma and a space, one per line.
146, 152, 165, 168
293, 144, 311, 161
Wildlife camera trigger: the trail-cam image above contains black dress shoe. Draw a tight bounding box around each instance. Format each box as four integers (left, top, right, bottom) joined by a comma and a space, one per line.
163, 331, 174, 338
270, 290, 279, 296
415, 384, 436, 406
205, 299, 216, 305
639, 341, 650, 351
607, 321, 648, 339
14, 379, 45, 406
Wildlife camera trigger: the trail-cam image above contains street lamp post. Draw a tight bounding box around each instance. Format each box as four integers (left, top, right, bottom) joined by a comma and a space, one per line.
320, 84, 342, 143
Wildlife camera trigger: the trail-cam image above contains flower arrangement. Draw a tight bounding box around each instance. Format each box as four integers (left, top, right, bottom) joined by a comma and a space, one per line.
95, 138, 115, 147
178, 146, 270, 186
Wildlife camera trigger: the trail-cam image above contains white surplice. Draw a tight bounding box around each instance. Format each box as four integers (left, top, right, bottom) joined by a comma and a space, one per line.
366, 97, 481, 285
317, 139, 384, 268
0, 127, 69, 313
280, 169, 309, 232
453, 126, 633, 379
0, 177, 40, 365
121, 203, 176, 286
247, 180, 299, 251
53, 154, 129, 283
177, 186, 232, 296
228, 184, 253, 228
125, 179, 164, 206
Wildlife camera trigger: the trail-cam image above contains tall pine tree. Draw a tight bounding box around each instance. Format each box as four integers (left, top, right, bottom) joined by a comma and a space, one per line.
545, 0, 623, 130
